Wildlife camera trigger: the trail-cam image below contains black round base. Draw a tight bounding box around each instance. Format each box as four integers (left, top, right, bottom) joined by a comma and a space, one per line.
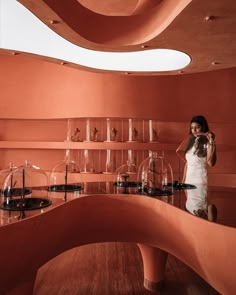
0, 197, 51, 211
137, 187, 173, 197
48, 184, 83, 192
113, 181, 142, 188
165, 181, 196, 191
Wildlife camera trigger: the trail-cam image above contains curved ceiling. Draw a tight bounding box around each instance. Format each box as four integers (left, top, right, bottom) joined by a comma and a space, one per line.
78, 0, 163, 16
0, 0, 191, 73
1, 0, 236, 75
17, 0, 191, 46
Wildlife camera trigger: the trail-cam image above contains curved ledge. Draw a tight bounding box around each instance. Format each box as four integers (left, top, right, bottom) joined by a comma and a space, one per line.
18, 0, 192, 47
0, 194, 235, 294
78, 0, 163, 16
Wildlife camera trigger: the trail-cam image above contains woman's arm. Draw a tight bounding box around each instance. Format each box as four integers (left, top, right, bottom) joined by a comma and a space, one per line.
182, 162, 187, 182
176, 134, 192, 162
207, 132, 217, 166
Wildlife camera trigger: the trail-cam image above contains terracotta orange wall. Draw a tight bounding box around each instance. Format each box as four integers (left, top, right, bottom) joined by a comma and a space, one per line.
0, 54, 236, 184
0, 55, 236, 122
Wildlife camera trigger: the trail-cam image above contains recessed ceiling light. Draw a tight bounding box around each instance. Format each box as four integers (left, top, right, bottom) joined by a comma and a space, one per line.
211, 61, 220, 65
49, 20, 59, 25
0, 0, 191, 73
204, 15, 215, 21
141, 45, 149, 49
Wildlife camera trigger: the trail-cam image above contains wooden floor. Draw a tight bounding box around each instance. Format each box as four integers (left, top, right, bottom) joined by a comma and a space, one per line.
33, 242, 220, 295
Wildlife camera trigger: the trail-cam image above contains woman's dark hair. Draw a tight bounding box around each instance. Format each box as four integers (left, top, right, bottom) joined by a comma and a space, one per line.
188, 115, 209, 134
185, 115, 209, 156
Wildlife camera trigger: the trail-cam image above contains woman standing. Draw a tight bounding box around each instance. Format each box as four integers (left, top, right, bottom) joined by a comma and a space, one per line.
177, 115, 217, 221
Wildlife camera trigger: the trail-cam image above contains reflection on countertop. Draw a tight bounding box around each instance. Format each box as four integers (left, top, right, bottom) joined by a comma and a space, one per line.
0, 182, 235, 228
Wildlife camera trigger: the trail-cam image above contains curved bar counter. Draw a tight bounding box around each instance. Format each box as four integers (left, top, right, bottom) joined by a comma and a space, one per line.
0, 193, 235, 295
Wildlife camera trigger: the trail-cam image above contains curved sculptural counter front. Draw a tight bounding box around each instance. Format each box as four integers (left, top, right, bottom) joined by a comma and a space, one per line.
0, 193, 235, 295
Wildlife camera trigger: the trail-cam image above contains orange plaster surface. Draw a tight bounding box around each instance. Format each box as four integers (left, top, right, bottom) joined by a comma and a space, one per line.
0, 194, 235, 294
18, 0, 192, 47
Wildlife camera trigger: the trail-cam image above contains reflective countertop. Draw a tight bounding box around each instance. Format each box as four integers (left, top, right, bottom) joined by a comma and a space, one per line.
0, 182, 235, 228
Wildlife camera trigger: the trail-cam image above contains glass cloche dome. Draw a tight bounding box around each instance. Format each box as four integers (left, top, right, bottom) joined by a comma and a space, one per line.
48, 159, 83, 201
0, 163, 17, 187
1, 160, 51, 211
113, 161, 141, 194
137, 152, 174, 197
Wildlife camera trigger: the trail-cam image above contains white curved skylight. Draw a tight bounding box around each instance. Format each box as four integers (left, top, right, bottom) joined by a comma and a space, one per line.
0, 0, 191, 72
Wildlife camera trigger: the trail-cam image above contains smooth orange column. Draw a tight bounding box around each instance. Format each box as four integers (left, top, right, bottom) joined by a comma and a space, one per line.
138, 244, 168, 292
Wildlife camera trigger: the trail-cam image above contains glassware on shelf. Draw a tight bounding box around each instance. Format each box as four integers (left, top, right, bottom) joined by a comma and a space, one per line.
104, 118, 121, 142
91, 127, 99, 142
83, 118, 102, 142
85, 118, 91, 141
80, 149, 99, 173
128, 149, 137, 167
0, 160, 51, 217
67, 117, 161, 143
104, 150, 117, 174
71, 127, 81, 142
137, 152, 174, 197
67, 118, 86, 142
148, 120, 159, 142
129, 119, 138, 141
126, 118, 143, 142
66, 118, 73, 142
49, 159, 83, 201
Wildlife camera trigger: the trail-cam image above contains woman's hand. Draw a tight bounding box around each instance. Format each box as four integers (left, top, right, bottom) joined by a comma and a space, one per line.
206, 131, 215, 144
206, 131, 217, 166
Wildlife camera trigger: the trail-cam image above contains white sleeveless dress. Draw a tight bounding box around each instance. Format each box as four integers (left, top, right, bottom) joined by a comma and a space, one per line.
185, 145, 208, 214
